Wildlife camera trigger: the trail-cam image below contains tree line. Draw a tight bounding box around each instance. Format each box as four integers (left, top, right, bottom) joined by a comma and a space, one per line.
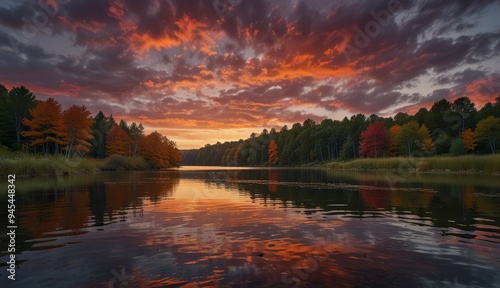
0, 84, 181, 168
182, 96, 500, 166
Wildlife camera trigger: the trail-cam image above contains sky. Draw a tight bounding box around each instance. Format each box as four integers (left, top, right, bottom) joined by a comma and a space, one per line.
0, 0, 499, 149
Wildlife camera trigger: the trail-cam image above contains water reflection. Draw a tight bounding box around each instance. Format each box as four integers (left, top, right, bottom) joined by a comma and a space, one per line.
0, 168, 499, 287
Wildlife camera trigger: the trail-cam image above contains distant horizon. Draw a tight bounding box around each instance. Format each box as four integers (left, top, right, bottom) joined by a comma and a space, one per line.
1, 0, 499, 149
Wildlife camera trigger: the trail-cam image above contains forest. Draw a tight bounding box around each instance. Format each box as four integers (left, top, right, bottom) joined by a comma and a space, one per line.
0, 84, 181, 168
182, 96, 500, 166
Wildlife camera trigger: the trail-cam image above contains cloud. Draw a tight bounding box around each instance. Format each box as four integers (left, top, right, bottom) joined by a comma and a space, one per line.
1, 0, 499, 148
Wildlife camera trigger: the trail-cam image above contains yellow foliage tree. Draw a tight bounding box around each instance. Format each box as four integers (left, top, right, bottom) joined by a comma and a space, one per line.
418, 124, 431, 140
397, 121, 431, 156
474, 116, 499, 154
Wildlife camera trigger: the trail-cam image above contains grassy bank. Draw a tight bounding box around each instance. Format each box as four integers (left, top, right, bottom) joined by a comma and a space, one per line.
0, 149, 157, 177
327, 155, 500, 174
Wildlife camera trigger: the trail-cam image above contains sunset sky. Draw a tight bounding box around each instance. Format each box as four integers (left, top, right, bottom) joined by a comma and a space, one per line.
1, 0, 499, 149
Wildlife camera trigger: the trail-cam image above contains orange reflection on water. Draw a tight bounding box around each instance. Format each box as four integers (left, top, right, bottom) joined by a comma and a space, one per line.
134, 192, 356, 287
463, 185, 475, 208
268, 169, 278, 193
20, 191, 91, 240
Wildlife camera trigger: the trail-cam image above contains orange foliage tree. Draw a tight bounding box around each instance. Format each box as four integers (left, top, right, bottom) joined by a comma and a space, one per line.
167, 138, 182, 166
140, 131, 181, 168
22, 98, 66, 154
106, 124, 130, 156
419, 125, 434, 154
461, 128, 476, 151
233, 145, 241, 164
422, 138, 434, 152
62, 105, 93, 157
268, 139, 279, 165
222, 147, 232, 166
387, 124, 401, 156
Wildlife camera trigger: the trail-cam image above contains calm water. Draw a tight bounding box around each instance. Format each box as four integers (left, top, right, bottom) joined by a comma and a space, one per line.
1, 167, 500, 288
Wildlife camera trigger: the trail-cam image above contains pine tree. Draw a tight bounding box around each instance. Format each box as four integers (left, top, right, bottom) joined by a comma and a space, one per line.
5, 86, 37, 149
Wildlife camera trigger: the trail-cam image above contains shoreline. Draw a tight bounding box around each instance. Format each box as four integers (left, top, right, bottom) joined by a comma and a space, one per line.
0, 154, 179, 178
3, 154, 500, 177
327, 167, 500, 176
326, 155, 500, 176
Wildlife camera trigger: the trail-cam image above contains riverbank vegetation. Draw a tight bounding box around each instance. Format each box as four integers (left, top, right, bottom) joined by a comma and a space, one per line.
182, 96, 500, 167
0, 147, 168, 176
327, 155, 500, 174
0, 84, 181, 175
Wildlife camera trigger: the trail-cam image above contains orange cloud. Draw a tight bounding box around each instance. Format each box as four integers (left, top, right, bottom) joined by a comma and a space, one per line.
464, 77, 500, 107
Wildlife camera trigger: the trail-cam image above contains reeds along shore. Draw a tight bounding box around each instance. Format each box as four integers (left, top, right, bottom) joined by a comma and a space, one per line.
327, 155, 500, 174
0, 151, 170, 177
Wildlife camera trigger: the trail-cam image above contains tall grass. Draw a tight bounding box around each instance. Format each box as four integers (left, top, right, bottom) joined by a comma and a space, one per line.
98, 154, 150, 171
0, 148, 152, 176
327, 155, 500, 174
0, 152, 99, 176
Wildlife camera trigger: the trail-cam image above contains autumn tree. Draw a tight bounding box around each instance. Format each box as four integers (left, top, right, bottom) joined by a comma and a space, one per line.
140, 131, 181, 168
221, 148, 231, 166
359, 121, 388, 157
106, 123, 129, 156
396, 121, 424, 157
474, 116, 500, 154
233, 145, 241, 165
461, 128, 476, 151
422, 138, 435, 155
268, 139, 279, 165
22, 98, 66, 154
222, 145, 240, 166
62, 105, 93, 157
166, 138, 182, 166
418, 124, 433, 154
387, 124, 401, 156
141, 131, 164, 167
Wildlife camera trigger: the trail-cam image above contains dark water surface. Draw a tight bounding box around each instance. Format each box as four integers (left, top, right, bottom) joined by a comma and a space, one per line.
1, 167, 500, 287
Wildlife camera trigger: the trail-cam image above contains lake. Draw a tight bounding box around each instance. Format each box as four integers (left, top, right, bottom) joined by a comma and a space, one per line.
1, 167, 500, 287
